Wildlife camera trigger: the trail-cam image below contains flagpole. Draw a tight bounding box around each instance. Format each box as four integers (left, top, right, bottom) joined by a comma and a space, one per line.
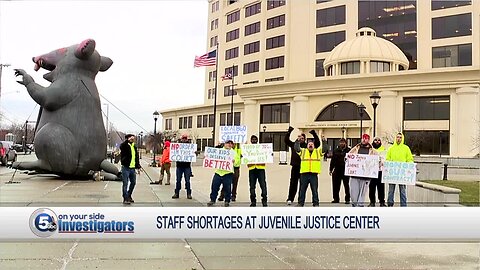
230, 63, 234, 126
212, 43, 219, 146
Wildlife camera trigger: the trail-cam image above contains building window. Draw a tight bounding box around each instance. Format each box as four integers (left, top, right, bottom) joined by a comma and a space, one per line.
224, 85, 237, 97
196, 114, 212, 128
209, 114, 214, 127
340, 61, 360, 75
197, 115, 202, 128
225, 47, 239, 60
225, 65, 238, 77
370, 61, 390, 73
432, 44, 472, 68
202, 115, 209, 128
432, 1, 471, 10
267, 14, 285, 30
359, 0, 417, 69
208, 70, 217, 82
246, 2, 261, 17
315, 59, 325, 77
266, 56, 284, 70
261, 103, 290, 124
404, 131, 449, 156
245, 22, 261, 36
226, 29, 240, 42
243, 61, 260, 74
316, 31, 345, 53
432, 13, 472, 39
220, 112, 241, 126
265, 77, 284, 82
316, 101, 371, 121
178, 116, 192, 129
403, 96, 450, 120
266, 35, 285, 50
267, 0, 285, 10
244, 80, 259, 85
316, 0, 331, 3
244, 41, 260, 55
210, 18, 218, 30
208, 88, 216, 99
165, 119, 172, 130
316, 5, 345, 28
211, 1, 219, 13
228, 0, 238, 5
226, 10, 240, 24
260, 132, 288, 151
210, 36, 218, 47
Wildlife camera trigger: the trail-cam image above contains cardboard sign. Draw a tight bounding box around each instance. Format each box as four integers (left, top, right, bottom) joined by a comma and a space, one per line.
203, 147, 235, 171
241, 144, 273, 164
344, 153, 379, 178
170, 143, 197, 162
219, 125, 248, 143
382, 161, 417, 185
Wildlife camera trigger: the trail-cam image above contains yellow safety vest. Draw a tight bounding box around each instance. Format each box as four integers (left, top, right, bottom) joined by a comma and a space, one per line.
299, 148, 322, 174
247, 163, 266, 170
129, 143, 136, 169
233, 146, 242, 168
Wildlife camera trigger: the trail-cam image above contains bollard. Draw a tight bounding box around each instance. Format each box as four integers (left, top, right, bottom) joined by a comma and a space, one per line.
443, 163, 448, 180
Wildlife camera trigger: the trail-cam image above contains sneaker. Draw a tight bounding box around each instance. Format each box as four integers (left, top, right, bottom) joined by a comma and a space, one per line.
296, 203, 304, 207
345, 201, 350, 204
380, 202, 387, 207
262, 202, 268, 207
250, 203, 256, 207
172, 194, 179, 199
218, 197, 224, 201
224, 202, 230, 207
149, 181, 159, 185
313, 204, 319, 207
123, 200, 131, 205
331, 200, 339, 203
207, 201, 215, 207
232, 197, 236, 202
165, 182, 170, 185
128, 197, 135, 203
286, 200, 292, 205
187, 194, 192, 199
368, 203, 375, 207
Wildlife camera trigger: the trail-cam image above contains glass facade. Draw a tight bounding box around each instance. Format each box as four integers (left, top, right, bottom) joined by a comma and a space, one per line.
260, 132, 288, 151
432, 44, 472, 68
315, 59, 325, 77
316, 31, 345, 53
432, 13, 472, 39
316, 101, 371, 121
431, 0, 471, 10
404, 131, 449, 155
358, 0, 417, 69
316, 5, 346, 28
261, 103, 290, 123
403, 96, 450, 120
340, 61, 360, 75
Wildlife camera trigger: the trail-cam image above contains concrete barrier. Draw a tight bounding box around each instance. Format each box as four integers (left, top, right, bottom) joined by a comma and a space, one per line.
416, 161, 443, 181
407, 181, 461, 205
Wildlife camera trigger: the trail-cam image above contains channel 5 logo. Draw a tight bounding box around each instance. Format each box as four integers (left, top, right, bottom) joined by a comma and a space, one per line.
29, 208, 58, 237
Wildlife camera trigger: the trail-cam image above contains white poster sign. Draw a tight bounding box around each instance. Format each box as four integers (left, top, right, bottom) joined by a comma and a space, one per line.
241, 144, 273, 164
344, 153, 379, 178
219, 125, 248, 143
203, 147, 235, 171
382, 161, 417, 185
170, 143, 197, 162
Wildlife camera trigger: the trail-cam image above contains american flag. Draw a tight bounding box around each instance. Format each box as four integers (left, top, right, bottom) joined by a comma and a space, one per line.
221, 73, 232, 80
194, 50, 216, 67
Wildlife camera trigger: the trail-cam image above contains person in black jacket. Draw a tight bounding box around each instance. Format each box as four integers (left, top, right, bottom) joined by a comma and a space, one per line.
120, 134, 141, 205
329, 138, 351, 204
284, 126, 307, 205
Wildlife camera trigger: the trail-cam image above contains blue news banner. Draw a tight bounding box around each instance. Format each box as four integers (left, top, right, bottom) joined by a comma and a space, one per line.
0, 207, 479, 240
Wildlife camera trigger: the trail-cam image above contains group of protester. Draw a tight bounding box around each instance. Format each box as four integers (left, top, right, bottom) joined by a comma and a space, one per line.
118, 127, 413, 207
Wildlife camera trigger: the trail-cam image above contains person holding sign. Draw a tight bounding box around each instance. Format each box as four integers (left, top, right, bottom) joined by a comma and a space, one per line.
172, 134, 193, 200
348, 134, 377, 207
284, 126, 307, 205
119, 134, 141, 205
386, 133, 414, 207
369, 137, 386, 207
329, 138, 351, 204
218, 143, 241, 202
294, 130, 322, 207
207, 140, 235, 207
247, 135, 268, 207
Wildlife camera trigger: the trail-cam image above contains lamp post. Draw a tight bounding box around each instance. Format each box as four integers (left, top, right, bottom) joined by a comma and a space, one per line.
341, 126, 346, 139
369, 91, 381, 137
152, 111, 160, 166
262, 125, 267, 143
139, 131, 143, 159
357, 103, 366, 138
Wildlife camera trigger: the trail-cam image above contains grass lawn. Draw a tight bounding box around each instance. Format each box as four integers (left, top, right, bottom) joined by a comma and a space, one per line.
422, 180, 479, 206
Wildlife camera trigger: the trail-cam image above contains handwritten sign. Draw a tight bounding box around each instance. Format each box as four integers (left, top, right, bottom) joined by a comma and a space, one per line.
241, 144, 273, 164
170, 143, 197, 162
203, 147, 235, 171
382, 161, 417, 185
219, 125, 248, 143
344, 153, 379, 178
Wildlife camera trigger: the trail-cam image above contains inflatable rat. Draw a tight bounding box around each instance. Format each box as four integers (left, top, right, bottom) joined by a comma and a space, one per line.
13, 39, 119, 180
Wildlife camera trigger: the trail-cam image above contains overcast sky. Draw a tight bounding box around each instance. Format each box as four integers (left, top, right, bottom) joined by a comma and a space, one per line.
0, 0, 208, 134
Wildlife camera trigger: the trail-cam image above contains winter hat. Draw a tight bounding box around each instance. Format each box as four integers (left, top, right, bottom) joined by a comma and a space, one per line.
125, 134, 135, 139
251, 135, 258, 140
165, 141, 171, 147
362, 134, 370, 140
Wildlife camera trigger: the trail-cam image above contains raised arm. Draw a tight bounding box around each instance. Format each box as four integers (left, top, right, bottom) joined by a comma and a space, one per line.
294, 139, 301, 153
310, 130, 320, 148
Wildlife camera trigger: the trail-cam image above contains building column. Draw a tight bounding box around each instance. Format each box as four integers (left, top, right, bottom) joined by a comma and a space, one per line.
244, 99, 260, 138
377, 90, 398, 142
455, 87, 480, 157
292, 95, 309, 129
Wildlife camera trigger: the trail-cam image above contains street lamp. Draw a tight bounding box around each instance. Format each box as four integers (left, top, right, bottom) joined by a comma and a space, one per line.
341, 126, 346, 139
369, 91, 381, 137
152, 111, 160, 166
138, 131, 143, 159
357, 103, 366, 138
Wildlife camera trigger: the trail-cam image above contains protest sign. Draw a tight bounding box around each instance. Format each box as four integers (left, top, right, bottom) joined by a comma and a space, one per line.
382, 161, 417, 185
170, 143, 197, 162
241, 144, 273, 164
344, 153, 379, 178
219, 125, 248, 143
203, 147, 235, 171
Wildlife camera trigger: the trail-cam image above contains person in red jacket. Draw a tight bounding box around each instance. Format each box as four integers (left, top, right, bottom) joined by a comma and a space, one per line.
158, 141, 171, 185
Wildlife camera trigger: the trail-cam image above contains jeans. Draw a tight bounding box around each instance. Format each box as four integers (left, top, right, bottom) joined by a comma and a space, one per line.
220, 167, 240, 199
175, 166, 191, 195
249, 169, 267, 204
210, 173, 233, 203
287, 165, 301, 202
121, 166, 136, 200
332, 171, 350, 202
298, 173, 319, 206
388, 184, 407, 207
